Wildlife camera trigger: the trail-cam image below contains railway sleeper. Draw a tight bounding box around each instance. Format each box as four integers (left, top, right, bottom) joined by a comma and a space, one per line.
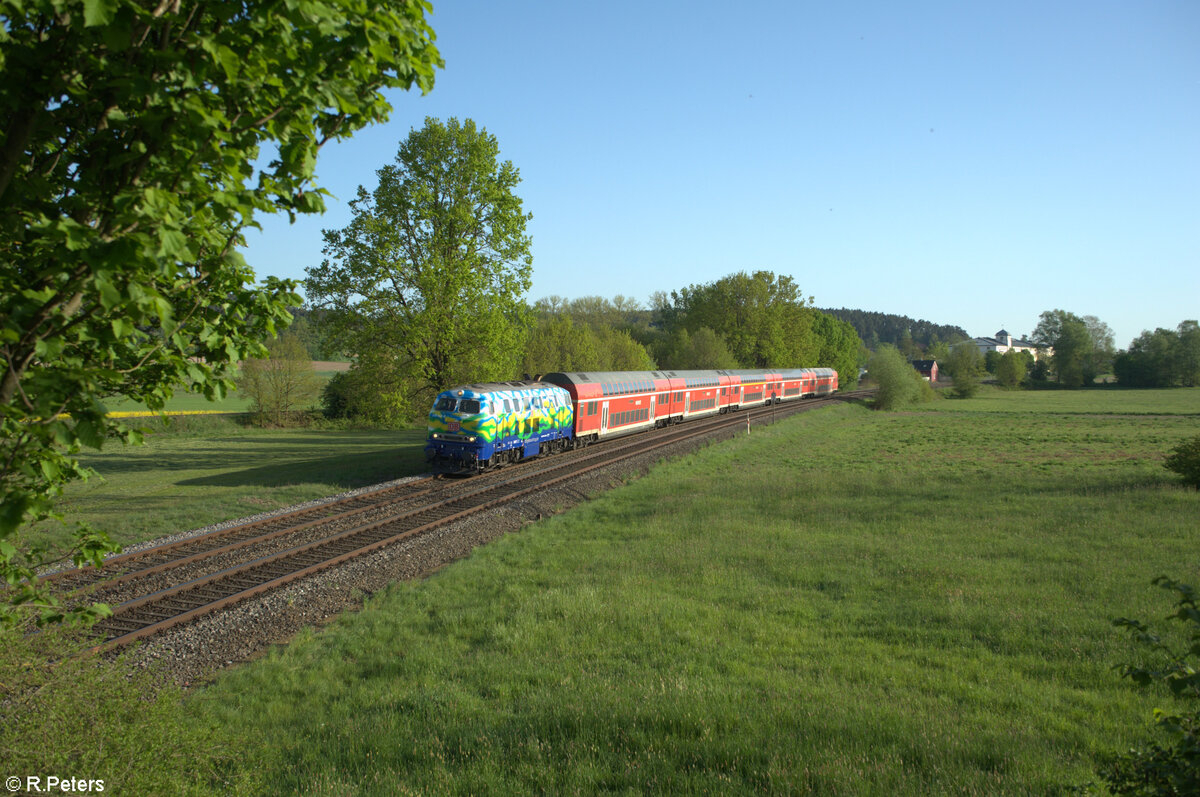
159, 597, 210, 610
127, 609, 184, 621
220, 577, 264, 590
97, 617, 151, 632
186, 589, 232, 601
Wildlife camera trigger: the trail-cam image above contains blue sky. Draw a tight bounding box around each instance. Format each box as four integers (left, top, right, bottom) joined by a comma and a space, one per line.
240, 0, 1198, 350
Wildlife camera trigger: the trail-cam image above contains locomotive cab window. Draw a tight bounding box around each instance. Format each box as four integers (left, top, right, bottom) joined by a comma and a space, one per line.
460, 399, 481, 414
435, 397, 457, 411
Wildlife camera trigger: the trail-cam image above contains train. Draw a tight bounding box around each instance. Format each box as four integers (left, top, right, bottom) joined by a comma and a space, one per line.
425, 368, 838, 472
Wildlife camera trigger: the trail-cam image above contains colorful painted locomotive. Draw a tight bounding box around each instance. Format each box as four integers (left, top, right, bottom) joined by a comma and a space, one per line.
425, 368, 837, 471
425, 381, 574, 470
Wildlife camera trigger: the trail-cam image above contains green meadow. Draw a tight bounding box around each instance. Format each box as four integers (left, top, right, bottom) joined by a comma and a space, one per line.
26, 422, 427, 553
167, 387, 1198, 795
99, 366, 344, 415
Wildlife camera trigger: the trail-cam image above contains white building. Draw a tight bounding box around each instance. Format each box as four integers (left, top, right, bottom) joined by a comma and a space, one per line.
972, 329, 1047, 360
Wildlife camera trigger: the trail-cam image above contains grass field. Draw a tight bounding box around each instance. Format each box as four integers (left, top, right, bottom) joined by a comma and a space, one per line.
167, 387, 1199, 795
99, 364, 347, 414
27, 420, 427, 552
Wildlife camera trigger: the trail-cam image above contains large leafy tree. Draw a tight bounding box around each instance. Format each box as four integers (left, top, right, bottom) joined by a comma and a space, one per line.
811, 311, 862, 389
1082, 315, 1116, 384
0, 0, 440, 625
307, 117, 532, 421
995, 349, 1028, 388
1032, 309, 1093, 387
945, 341, 984, 398
655, 326, 739, 370
665, 271, 819, 368
867, 344, 929, 410
237, 331, 323, 425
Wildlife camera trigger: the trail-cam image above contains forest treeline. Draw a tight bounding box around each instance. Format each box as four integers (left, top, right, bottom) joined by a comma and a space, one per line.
818, 308, 968, 350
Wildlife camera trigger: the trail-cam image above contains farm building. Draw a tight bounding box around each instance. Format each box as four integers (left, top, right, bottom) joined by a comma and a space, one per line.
972, 329, 1045, 360
912, 360, 939, 382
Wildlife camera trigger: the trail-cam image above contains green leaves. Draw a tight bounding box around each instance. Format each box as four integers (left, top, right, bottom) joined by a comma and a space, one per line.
1, 0, 442, 627
1101, 577, 1200, 795
82, 0, 117, 27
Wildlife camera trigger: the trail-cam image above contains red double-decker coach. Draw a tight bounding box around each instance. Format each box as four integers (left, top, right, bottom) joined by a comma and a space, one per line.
541, 367, 837, 444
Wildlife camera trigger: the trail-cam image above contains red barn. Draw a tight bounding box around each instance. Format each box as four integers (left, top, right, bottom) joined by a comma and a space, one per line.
913, 360, 939, 382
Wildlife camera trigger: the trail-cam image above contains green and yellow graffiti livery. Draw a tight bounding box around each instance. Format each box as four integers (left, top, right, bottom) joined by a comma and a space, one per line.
425, 382, 574, 466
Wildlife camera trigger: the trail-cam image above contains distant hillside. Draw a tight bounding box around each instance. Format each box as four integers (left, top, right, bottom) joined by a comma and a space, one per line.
818, 308, 968, 349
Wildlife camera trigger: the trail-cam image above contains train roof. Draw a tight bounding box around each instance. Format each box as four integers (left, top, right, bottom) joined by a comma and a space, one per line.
542, 368, 835, 385
776, 367, 836, 377
438, 380, 568, 396
542, 371, 667, 385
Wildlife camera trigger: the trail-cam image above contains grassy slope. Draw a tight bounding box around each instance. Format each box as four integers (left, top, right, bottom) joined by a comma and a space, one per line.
187, 388, 1199, 795
27, 421, 427, 552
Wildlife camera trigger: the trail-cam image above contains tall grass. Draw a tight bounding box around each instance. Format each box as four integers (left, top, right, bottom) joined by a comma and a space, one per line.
185, 390, 1199, 795
0, 625, 262, 795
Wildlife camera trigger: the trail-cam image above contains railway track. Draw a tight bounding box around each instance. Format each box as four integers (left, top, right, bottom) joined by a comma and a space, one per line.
69, 391, 864, 653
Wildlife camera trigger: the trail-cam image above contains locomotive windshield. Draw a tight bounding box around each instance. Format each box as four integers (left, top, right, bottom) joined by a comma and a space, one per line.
434, 397, 457, 411
459, 399, 482, 414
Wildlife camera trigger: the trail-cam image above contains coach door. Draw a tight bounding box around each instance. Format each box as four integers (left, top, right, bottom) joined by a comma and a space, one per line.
601, 403, 608, 432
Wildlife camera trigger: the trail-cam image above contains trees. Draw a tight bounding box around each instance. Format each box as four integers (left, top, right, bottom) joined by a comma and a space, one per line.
1179, 321, 1200, 387
867, 345, 930, 410
665, 271, 819, 368
811, 312, 862, 390
1180, 321, 1200, 386
995, 349, 1028, 388
818, 309, 967, 351
946, 342, 984, 398
522, 308, 656, 376
1164, 435, 1200, 490
1115, 329, 1179, 387
1032, 309, 1102, 387
655, 327, 739, 370
1114, 321, 1200, 388
238, 332, 323, 425
306, 118, 532, 422
0, 0, 440, 625
1082, 315, 1116, 384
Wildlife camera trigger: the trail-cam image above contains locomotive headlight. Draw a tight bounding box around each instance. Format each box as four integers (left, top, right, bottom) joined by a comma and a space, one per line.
431, 433, 440, 439
468, 436, 477, 442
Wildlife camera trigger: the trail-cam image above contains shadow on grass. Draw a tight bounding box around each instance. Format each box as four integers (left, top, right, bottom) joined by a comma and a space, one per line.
176, 447, 429, 488
78, 431, 428, 480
